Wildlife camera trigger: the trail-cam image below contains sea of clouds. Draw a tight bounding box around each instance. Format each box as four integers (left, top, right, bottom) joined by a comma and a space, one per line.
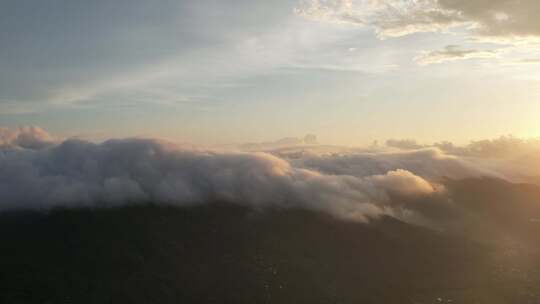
2, 127, 539, 224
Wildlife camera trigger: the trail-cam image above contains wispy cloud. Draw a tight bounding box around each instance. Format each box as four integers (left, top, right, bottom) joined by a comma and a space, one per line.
296, 0, 540, 66
296, 0, 540, 41
512, 58, 540, 65
414, 45, 500, 65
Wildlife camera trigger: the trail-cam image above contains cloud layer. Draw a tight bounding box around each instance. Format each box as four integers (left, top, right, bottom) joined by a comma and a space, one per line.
0, 128, 448, 223
4, 127, 540, 226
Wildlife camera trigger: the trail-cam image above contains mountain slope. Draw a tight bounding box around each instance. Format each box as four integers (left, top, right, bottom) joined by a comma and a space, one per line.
0, 203, 524, 304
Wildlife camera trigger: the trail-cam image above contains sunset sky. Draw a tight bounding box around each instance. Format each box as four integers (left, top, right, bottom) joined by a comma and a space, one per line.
2, 0, 540, 145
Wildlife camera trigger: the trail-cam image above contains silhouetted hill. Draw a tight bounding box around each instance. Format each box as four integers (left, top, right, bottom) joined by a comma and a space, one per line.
1, 200, 539, 304
445, 177, 540, 242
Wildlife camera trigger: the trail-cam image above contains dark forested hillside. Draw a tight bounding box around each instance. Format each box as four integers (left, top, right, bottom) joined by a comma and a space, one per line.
1, 196, 539, 304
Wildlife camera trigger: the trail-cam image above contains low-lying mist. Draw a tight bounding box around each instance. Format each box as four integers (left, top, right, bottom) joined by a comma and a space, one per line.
2, 126, 540, 228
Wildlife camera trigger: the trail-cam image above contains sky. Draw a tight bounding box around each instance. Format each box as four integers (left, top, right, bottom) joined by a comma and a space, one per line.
1, 0, 540, 146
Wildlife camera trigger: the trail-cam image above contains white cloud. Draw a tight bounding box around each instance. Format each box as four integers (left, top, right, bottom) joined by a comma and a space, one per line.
295, 0, 464, 38
5, 127, 540, 225
386, 139, 423, 150
414, 45, 500, 65
0, 126, 57, 149
239, 134, 318, 151
511, 58, 540, 65
295, 0, 540, 67
0, 127, 451, 224
296, 0, 540, 41
294, 148, 503, 181
437, 0, 540, 39
379, 135, 540, 183
368, 169, 436, 197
